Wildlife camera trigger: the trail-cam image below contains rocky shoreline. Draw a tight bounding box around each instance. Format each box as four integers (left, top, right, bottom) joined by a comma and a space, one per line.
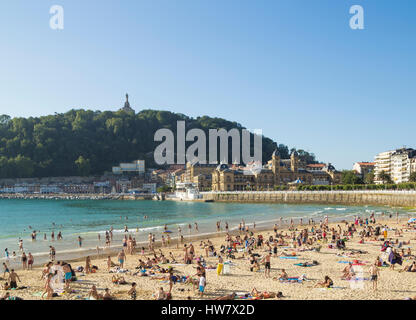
0, 193, 125, 200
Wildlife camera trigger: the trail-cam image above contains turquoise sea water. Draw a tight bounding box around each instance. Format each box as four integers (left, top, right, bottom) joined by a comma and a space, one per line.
0, 199, 410, 267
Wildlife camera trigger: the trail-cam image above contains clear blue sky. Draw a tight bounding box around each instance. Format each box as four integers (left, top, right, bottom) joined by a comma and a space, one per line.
0, 0, 415, 169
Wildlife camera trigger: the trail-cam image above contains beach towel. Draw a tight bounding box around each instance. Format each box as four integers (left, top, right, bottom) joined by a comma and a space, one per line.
279, 256, 299, 260
235, 295, 261, 300
316, 286, 346, 290
337, 261, 366, 266
294, 263, 315, 267
32, 291, 44, 297
279, 277, 302, 283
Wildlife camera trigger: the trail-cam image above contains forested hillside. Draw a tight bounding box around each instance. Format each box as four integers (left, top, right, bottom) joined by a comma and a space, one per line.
0, 111, 317, 178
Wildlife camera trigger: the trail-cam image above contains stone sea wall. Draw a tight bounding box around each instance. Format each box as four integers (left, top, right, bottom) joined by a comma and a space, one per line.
200, 191, 416, 207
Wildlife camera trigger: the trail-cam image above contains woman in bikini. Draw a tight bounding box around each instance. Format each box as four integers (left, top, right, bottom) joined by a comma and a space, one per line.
314, 275, 333, 288
41, 273, 54, 300
88, 285, 102, 300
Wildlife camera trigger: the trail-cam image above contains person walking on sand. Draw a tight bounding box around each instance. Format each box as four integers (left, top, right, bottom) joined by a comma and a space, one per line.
27, 253, 34, 270
369, 262, 380, 291
107, 256, 113, 272
117, 250, 126, 269
199, 274, 206, 297
262, 252, 272, 278
2, 263, 10, 278
21, 252, 27, 270
85, 256, 92, 274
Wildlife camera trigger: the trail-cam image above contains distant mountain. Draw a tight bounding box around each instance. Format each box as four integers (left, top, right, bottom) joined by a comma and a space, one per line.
0, 110, 317, 178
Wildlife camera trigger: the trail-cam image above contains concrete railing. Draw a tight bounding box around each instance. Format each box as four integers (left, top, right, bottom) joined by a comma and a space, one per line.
199, 190, 416, 207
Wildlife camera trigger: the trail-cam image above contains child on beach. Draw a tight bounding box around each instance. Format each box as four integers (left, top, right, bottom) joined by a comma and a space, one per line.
2, 263, 10, 278
199, 275, 206, 297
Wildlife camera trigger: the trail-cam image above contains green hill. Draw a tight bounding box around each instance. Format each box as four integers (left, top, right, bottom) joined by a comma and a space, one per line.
0, 110, 317, 178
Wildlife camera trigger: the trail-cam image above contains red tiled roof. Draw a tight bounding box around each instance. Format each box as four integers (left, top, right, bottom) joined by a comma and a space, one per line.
357, 162, 375, 166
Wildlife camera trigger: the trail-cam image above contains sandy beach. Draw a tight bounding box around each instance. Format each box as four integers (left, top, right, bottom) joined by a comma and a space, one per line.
2, 215, 416, 300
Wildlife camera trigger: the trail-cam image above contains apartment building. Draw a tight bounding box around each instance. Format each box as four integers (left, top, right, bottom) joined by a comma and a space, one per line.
112, 160, 145, 174
374, 150, 395, 184
374, 148, 416, 184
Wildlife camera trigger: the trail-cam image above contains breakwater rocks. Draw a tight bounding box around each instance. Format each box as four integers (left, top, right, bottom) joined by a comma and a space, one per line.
0, 193, 153, 201
201, 191, 416, 207
0, 193, 122, 200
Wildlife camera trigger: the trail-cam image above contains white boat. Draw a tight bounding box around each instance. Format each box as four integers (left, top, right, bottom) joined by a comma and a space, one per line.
174, 182, 202, 200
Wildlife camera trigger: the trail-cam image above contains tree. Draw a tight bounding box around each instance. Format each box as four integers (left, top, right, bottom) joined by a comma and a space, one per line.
341, 170, 363, 185
75, 156, 91, 176
364, 171, 375, 184
410, 172, 416, 183
157, 185, 172, 193
378, 170, 392, 184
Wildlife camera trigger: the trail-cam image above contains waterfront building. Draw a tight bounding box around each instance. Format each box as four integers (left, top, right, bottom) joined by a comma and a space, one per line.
391, 148, 416, 184
374, 150, 395, 184
112, 160, 145, 175
353, 162, 375, 180
212, 150, 341, 191
374, 148, 416, 184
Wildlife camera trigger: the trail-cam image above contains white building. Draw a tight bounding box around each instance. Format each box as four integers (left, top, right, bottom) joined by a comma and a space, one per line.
112, 160, 145, 174
374, 150, 395, 184
391, 149, 416, 184
374, 148, 416, 184
353, 162, 375, 176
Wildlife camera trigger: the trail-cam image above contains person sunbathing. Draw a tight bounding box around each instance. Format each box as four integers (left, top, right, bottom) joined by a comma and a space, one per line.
88, 285, 103, 300
103, 288, 114, 300
279, 269, 288, 280
341, 263, 355, 280
184, 276, 199, 290
399, 261, 416, 273
112, 275, 127, 284
156, 287, 167, 300
251, 287, 279, 299
169, 252, 177, 263
214, 292, 236, 300
314, 276, 333, 288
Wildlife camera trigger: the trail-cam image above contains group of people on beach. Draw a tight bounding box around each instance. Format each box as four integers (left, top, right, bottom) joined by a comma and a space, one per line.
4, 210, 416, 300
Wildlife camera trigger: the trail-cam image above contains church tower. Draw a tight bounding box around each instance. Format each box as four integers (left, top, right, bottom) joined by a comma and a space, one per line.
271, 149, 281, 185
290, 150, 299, 173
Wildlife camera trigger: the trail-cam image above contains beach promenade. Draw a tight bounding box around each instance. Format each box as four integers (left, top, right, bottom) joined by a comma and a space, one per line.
201, 190, 416, 207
